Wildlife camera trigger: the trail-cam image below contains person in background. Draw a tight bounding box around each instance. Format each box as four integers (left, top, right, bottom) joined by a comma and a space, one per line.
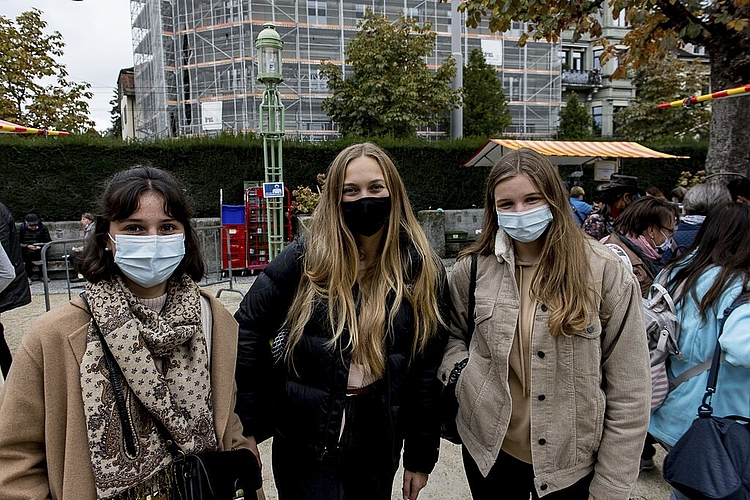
646, 187, 667, 200
673, 182, 731, 255
18, 213, 51, 281
441, 148, 650, 500
67, 212, 96, 282
0, 166, 261, 499
0, 245, 14, 295
583, 174, 643, 240
0, 202, 31, 380
598, 196, 677, 472
234, 142, 449, 500
649, 203, 750, 500
670, 186, 688, 205
727, 176, 750, 204
569, 186, 592, 227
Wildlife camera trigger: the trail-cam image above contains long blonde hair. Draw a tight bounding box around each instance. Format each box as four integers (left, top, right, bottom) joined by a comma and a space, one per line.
460, 148, 596, 336
284, 143, 444, 376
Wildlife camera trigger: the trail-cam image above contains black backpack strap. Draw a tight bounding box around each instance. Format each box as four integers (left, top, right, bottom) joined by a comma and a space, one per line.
699, 289, 750, 416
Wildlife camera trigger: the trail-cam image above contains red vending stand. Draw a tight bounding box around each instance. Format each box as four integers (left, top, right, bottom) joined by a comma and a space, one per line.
221, 204, 247, 272
245, 186, 293, 272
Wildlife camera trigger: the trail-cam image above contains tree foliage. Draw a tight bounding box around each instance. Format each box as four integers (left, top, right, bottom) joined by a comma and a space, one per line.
320, 11, 460, 138
463, 48, 511, 137
615, 55, 710, 141
0, 9, 94, 133
557, 93, 594, 140
108, 87, 123, 139
459, 0, 750, 175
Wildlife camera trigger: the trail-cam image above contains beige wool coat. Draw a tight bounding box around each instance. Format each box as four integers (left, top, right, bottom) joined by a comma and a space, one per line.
0, 291, 251, 499
440, 233, 650, 500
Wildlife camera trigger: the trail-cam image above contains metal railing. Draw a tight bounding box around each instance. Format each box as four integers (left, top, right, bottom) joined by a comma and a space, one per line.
194, 225, 244, 298
40, 239, 84, 311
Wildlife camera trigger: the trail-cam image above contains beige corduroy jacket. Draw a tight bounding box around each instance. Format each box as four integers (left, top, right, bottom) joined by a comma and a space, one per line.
439, 232, 650, 500
0, 291, 251, 500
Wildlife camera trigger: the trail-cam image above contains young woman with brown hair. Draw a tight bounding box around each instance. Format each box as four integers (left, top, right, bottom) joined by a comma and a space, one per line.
441, 149, 650, 500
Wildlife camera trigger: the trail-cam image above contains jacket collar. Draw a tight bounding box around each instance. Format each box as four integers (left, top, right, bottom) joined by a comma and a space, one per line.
494, 229, 515, 268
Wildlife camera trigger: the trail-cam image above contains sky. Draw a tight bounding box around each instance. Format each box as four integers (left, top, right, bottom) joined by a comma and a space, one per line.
0, 0, 133, 132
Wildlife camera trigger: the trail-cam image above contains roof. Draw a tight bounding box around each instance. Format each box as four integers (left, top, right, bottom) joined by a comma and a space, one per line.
0, 119, 71, 136
462, 139, 688, 167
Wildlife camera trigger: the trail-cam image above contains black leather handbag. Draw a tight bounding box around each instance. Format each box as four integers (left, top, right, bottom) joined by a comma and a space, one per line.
662, 292, 750, 500
171, 448, 262, 500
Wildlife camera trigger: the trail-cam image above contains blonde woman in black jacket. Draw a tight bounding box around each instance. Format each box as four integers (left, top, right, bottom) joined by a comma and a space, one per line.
235, 142, 449, 500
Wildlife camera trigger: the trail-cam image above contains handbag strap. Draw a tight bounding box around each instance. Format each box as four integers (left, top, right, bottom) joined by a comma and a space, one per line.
698, 289, 750, 417
79, 292, 139, 457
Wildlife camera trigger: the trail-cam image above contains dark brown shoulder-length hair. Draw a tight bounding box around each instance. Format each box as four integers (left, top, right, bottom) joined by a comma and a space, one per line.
79, 166, 205, 283
664, 202, 750, 317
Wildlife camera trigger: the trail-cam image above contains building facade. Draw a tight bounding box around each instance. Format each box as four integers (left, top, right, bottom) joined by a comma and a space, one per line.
130, 0, 629, 140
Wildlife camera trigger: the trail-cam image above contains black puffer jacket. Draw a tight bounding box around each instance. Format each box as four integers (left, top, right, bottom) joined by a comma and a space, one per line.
0, 203, 31, 314
235, 238, 449, 473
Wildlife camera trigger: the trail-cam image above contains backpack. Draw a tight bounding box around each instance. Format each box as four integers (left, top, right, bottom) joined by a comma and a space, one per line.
644, 280, 682, 411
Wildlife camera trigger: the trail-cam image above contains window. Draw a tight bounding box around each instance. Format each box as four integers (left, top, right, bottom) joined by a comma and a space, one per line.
572, 51, 583, 71
593, 49, 603, 70
559, 50, 568, 68
592, 106, 602, 133
355, 4, 367, 19
308, 1, 327, 24
405, 7, 421, 23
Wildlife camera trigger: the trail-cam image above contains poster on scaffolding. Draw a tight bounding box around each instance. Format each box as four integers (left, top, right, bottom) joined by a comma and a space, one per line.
201, 101, 223, 131
481, 39, 503, 66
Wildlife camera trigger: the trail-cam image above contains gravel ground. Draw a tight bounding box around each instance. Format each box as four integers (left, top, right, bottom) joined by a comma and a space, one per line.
0, 274, 671, 499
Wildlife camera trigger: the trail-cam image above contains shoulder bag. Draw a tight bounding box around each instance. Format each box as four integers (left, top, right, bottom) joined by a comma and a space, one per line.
662, 291, 750, 500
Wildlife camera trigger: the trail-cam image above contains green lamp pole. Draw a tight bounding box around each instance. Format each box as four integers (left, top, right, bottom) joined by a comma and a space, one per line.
256, 23, 286, 260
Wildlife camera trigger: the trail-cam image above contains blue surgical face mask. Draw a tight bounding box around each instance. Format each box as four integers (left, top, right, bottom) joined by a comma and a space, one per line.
496, 204, 553, 243
110, 233, 185, 288
657, 230, 673, 254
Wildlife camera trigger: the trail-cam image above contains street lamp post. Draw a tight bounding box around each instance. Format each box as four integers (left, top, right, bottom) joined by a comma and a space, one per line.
256, 23, 286, 260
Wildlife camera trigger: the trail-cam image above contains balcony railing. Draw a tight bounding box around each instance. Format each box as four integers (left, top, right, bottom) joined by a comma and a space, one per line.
562, 68, 602, 86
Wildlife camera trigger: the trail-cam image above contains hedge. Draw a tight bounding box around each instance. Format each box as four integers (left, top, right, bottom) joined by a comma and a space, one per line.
0, 134, 706, 222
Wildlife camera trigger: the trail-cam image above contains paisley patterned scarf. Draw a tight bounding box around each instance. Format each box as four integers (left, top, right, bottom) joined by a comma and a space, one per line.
79, 274, 218, 499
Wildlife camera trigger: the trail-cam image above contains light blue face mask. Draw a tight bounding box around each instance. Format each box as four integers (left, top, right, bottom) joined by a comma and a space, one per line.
110, 233, 185, 288
496, 204, 554, 243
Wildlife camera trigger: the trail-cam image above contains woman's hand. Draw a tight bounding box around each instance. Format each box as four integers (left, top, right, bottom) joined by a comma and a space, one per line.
402, 470, 429, 500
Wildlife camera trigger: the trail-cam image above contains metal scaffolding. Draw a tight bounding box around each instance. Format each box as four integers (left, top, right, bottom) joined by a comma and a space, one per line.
130, 0, 562, 140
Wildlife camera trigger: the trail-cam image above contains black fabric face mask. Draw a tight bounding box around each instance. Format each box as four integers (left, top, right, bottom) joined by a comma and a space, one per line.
341, 196, 391, 237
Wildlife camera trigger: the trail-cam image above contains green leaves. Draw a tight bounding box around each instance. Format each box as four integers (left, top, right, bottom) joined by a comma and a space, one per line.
320, 10, 460, 138
557, 92, 595, 140
463, 48, 511, 137
0, 9, 94, 133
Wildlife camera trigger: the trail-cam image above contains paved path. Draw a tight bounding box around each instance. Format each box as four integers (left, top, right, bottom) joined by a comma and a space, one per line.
1, 274, 671, 499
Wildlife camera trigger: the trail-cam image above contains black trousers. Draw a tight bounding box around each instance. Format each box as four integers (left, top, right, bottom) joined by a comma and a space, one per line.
0, 322, 12, 378
272, 388, 397, 500
462, 446, 594, 500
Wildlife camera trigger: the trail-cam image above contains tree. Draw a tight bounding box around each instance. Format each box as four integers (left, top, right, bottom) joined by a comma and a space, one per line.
615, 55, 710, 141
319, 11, 460, 138
108, 87, 123, 139
0, 9, 94, 133
458, 0, 750, 177
463, 48, 512, 137
557, 93, 594, 140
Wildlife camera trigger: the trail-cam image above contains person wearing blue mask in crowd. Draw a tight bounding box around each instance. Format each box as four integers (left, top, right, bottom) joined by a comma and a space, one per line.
0, 166, 261, 499
440, 149, 650, 500
672, 182, 731, 256
234, 142, 449, 500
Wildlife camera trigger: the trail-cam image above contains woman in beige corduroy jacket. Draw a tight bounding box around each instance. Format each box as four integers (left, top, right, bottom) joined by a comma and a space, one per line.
439, 149, 650, 500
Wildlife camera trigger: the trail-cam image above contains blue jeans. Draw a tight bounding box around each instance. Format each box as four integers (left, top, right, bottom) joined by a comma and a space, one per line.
272, 387, 397, 500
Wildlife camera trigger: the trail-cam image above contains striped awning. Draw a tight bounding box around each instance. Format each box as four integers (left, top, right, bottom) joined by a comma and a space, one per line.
0, 119, 71, 136
462, 139, 688, 167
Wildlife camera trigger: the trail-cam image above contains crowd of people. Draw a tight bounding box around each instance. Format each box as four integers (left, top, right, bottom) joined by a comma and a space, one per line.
0, 144, 748, 500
